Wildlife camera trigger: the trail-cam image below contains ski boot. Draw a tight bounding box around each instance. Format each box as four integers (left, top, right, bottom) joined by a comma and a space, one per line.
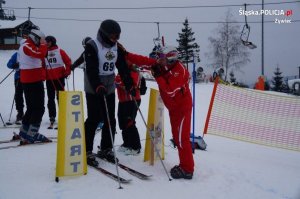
86, 151, 99, 167
97, 149, 118, 163
25, 124, 52, 144
170, 165, 193, 180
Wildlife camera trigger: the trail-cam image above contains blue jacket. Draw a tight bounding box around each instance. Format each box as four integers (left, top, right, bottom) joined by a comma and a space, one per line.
6, 52, 20, 80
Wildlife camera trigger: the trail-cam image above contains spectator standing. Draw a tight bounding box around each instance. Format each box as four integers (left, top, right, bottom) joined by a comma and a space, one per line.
44, 35, 72, 128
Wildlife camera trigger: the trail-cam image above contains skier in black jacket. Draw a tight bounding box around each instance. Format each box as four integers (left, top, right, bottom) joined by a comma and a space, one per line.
83, 19, 134, 166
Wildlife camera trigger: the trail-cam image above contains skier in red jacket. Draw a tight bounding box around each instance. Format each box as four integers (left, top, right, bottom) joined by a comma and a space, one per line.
18, 29, 51, 143
119, 45, 194, 179
45, 36, 72, 127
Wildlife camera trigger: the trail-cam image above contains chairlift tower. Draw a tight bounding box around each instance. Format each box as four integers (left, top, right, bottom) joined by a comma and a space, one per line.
0, 0, 16, 20
0, 0, 5, 19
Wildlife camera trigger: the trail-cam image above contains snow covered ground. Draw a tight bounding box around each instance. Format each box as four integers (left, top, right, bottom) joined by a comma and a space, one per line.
0, 50, 300, 199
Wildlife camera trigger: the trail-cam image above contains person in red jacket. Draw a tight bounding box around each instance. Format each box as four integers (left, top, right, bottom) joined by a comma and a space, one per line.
45, 36, 72, 127
119, 45, 194, 179
255, 75, 265, 91
18, 29, 51, 143
115, 69, 147, 155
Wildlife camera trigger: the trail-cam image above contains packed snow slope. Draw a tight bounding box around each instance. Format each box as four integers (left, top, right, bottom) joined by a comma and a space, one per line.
0, 50, 300, 199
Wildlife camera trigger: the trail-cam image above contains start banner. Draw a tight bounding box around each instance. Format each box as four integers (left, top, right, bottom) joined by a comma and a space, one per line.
55, 91, 87, 181
143, 88, 164, 165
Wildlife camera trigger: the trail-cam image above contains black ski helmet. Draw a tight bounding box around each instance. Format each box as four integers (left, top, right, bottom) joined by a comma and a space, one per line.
82, 36, 92, 47
45, 35, 57, 46
97, 19, 121, 47
99, 19, 121, 39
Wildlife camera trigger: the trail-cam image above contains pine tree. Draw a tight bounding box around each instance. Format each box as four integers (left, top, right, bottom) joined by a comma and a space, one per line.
176, 18, 200, 70
271, 66, 284, 92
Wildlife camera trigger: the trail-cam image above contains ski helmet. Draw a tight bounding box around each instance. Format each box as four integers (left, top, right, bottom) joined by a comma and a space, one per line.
45, 35, 57, 46
28, 29, 45, 46
160, 46, 179, 63
98, 19, 121, 47
99, 19, 121, 39
82, 36, 92, 47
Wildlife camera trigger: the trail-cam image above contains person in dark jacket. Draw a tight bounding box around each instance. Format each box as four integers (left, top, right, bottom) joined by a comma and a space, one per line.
83, 19, 134, 166
7, 51, 24, 124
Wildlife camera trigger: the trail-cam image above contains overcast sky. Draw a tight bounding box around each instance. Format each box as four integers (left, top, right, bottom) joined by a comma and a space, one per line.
3, 0, 300, 84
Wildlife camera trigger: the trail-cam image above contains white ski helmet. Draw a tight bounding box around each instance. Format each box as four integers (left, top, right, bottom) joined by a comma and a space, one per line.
29, 29, 45, 46
160, 45, 179, 63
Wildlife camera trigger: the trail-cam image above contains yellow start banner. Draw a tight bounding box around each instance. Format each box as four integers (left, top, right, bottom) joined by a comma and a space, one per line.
144, 88, 164, 165
55, 91, 87, 180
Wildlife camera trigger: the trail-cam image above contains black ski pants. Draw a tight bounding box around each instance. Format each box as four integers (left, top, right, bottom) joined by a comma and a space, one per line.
46, 78, 65, 120
118, 100, 141, 150
14, 79, 24, 116
85, 92, 116, 152
22, 81, 45, 125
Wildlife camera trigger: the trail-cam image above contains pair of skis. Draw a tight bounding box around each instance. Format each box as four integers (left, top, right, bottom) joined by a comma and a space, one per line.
0, 124, 21, 129
0, 134, 152, 183
0, 132, 56, 150
89, 153, 152, 183
0, 139, 54, 150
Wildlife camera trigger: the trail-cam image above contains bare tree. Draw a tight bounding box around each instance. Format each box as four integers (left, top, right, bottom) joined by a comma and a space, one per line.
206, 10, 250, 81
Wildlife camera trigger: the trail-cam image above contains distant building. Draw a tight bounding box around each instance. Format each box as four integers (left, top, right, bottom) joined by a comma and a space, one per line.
0, 19, 37, 50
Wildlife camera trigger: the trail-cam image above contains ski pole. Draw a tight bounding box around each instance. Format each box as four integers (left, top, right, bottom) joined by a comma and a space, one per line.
7, 79, 20, 125
72, 70, 75, 91
0, 113, 6, 127
0, 70, 14, 85
66, 77, 69, 91
132, 97, 172, 181
45, 58, 65, 91
6, 97, 15, 125
103, 96, 123, 189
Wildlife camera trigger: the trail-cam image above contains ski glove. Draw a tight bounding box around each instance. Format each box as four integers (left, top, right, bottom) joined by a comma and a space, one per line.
151, 63, 162, 78
70, 64, 77, 71
12, 62, 19, 69
128, 86, 136, 97
64, 70, 71, 78
96, 84, 107, 97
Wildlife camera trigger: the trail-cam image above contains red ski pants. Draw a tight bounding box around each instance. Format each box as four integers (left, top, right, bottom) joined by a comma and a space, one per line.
169, 106, 194, 173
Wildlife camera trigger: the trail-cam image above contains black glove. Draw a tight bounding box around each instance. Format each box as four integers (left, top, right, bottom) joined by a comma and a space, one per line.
151, 63, 162, 78
70, 64, 76, 71
122, 74, 136, 97
12, 62, 19, 69
128, 87, 136, 97
140, 77, 147, 95
95, 84, 107, 97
